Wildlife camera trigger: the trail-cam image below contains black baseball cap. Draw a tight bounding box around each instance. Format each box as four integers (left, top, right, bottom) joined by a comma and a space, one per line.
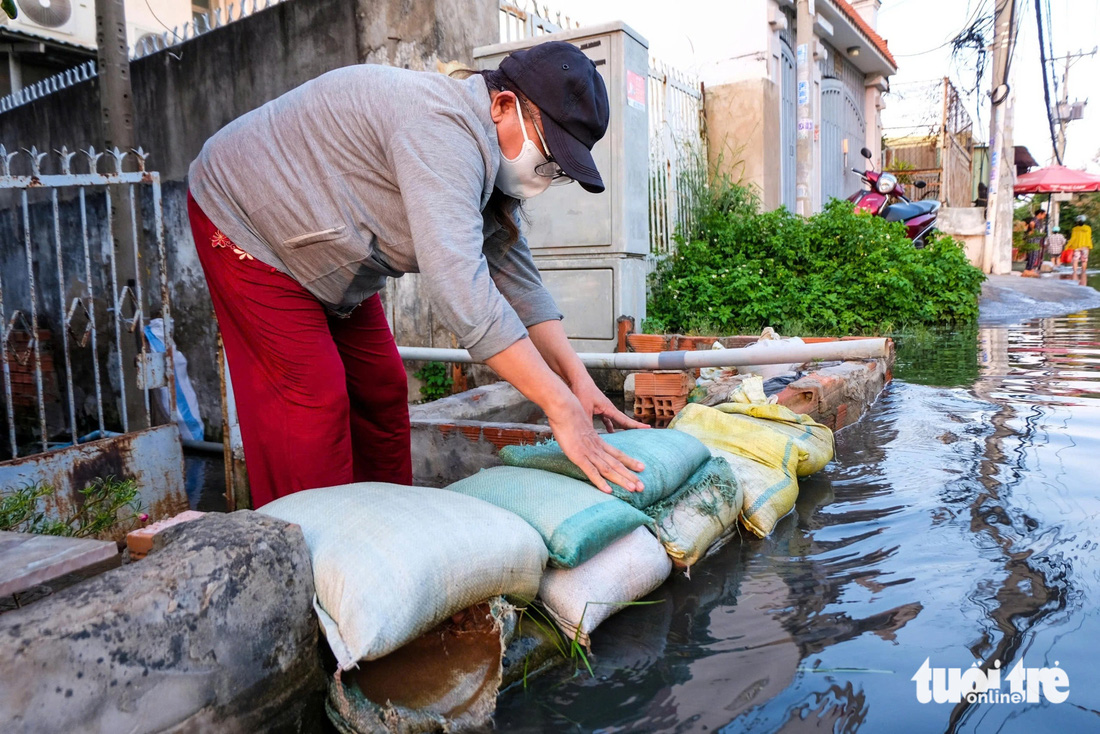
499, 41, 610, 193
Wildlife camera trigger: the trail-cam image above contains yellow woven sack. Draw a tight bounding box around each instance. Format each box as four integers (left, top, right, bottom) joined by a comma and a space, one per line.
713, 402, 834, 477
669, 403, 806, 538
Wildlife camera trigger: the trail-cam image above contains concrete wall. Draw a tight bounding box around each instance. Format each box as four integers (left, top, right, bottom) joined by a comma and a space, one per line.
705, 78, 781, 210
938, 206, 986, 268
0, 0, 497, 440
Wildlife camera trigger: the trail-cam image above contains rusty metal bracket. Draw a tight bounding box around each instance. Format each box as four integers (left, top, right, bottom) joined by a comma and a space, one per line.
135, 351, 167, 391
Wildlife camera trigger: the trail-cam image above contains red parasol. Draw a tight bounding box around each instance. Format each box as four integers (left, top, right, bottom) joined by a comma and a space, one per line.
1014, 165, 1100, 194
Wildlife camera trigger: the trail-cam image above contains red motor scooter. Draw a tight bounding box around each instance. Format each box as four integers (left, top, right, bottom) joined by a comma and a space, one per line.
848, 147, 940, 247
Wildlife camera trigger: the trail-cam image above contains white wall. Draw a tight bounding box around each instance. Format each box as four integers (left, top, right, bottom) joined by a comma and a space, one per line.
125, 0, 195, 49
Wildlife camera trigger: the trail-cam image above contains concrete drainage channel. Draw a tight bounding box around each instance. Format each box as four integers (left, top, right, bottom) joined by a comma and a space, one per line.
0, 340, 894, 733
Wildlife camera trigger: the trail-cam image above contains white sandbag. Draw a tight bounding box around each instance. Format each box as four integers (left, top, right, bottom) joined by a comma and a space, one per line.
537, 527, 671, 647
259, 483, 548, 670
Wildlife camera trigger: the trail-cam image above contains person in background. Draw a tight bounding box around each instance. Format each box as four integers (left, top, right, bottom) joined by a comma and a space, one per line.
1045, 226, 1066, 269
1067, 215, 1093, 281
1035, 208, 1048, 238
1023, 217, 1044, 275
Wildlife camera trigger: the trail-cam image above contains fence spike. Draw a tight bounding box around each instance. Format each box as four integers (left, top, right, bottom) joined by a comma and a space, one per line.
57, 146, 76, 174
26, 146, 47, 176
109, 147, 126, 174
83, 146, 103, 174
0, 146, 14, 176
132, 147, 149, 171
214, 7, 222, 27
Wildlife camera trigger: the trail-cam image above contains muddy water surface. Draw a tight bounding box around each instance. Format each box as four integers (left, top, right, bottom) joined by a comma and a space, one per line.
495, 274, 1100, 733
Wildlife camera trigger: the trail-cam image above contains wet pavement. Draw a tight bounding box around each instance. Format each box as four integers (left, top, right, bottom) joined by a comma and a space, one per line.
494, 270, 1100, 732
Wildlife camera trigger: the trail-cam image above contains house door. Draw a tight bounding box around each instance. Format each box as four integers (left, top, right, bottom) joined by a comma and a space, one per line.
820, 78, 865, 203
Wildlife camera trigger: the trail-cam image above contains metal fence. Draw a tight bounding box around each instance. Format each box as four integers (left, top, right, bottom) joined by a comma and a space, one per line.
131, 0, 289, 59
648, 59, 705, 255
883, 77, 975, 207
0, 146, 174, 459
0, 61, 97, 115
0, 0, 288, 113
496, 0, 707, 255
498, 0, 580, 41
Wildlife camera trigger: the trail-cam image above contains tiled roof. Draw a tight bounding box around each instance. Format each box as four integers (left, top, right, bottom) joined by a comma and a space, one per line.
832, 0, 897, 69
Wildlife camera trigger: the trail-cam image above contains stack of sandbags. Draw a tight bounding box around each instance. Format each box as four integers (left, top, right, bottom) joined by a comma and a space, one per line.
485, 429, 718, 642
670, 402, 833, 538
446, 465, 652, 568
498, 428, 711, 510
258, 483, 548, 672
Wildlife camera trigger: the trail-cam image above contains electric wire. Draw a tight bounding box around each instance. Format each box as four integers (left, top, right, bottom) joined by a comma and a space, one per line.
1034, 0, 1064, 163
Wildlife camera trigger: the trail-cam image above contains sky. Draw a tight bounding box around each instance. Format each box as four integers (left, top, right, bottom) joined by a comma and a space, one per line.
539, 0, 1100, 171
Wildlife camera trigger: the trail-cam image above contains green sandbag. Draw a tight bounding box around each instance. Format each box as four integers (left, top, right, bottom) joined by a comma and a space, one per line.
446, 466, 651, 569
497, 429, 711, 510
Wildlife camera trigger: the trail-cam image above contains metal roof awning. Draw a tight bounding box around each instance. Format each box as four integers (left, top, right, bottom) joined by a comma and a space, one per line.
0, 26, 95, 54
815, 0, 897, 77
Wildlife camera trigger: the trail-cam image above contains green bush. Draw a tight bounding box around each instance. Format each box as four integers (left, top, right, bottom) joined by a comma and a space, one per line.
413, 361, 453, 402
647, 182, 985, 336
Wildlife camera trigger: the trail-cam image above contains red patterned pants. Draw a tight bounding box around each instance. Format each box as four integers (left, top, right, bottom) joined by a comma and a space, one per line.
188, 192, 412, 508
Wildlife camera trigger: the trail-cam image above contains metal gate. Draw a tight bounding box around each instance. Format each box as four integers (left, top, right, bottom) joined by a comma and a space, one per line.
0, 146, 187, 538
820, 78, 865, 203
780, 40, 797, 212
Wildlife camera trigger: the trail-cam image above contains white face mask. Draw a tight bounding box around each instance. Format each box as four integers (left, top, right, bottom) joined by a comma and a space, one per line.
496, 101, 553, 201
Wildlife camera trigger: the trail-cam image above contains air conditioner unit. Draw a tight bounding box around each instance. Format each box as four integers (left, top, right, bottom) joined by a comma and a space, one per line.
4, 0, 96, 48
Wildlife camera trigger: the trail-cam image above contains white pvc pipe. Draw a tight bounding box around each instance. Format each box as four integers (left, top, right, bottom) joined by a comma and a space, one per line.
397, 338, 889, 370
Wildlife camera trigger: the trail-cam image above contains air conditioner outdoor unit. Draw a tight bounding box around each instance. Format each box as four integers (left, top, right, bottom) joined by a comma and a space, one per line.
3, 0, 96, 48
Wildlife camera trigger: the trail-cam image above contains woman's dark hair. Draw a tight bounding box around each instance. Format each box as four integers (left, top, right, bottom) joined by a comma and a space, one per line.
449, 66, 529, 248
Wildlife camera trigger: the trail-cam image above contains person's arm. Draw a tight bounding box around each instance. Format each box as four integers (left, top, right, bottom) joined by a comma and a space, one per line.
526, 320, 649, 432
388, 113, 643, 492
484, 219, 647, 432
485, 337, 644, 493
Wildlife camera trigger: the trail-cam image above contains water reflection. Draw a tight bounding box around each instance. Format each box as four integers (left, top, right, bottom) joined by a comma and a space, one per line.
494, 274, 1100, 733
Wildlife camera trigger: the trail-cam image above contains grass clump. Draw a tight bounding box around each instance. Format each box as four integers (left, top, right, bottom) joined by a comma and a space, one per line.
0, 477, 144, 538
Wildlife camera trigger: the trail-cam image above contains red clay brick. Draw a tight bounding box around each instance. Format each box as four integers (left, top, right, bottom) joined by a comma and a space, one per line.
834, 403, 850, 430
126, 510, 205, 560
627, 334, 669, 353
634, 371, 693, 398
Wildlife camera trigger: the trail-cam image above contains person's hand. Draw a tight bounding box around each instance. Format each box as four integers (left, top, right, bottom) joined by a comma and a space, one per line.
570, 373, 651, 433
545, 395, 646, 494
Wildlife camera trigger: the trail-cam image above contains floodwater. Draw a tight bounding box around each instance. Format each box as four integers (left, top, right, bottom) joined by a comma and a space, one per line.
494, 272, 1100, 733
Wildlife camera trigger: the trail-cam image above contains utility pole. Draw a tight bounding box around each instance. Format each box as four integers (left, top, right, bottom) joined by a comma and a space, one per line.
982, 0, 1017, 275
95, 0, 148, 430
795, 0, 816, 217
1045, 47, 1095, 229
1051, 48, 1096, 161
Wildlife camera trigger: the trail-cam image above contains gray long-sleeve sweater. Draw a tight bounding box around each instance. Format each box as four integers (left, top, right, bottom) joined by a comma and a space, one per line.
188, 65, 562, 361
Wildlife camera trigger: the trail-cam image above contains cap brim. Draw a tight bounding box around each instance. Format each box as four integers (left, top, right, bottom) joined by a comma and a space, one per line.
542, 115, 605, 194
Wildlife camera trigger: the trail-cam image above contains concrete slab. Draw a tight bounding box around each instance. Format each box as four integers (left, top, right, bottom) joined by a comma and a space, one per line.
0, 531, 118, 597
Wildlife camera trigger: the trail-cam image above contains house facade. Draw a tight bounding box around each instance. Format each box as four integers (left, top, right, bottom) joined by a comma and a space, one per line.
702, 0, 896, 213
